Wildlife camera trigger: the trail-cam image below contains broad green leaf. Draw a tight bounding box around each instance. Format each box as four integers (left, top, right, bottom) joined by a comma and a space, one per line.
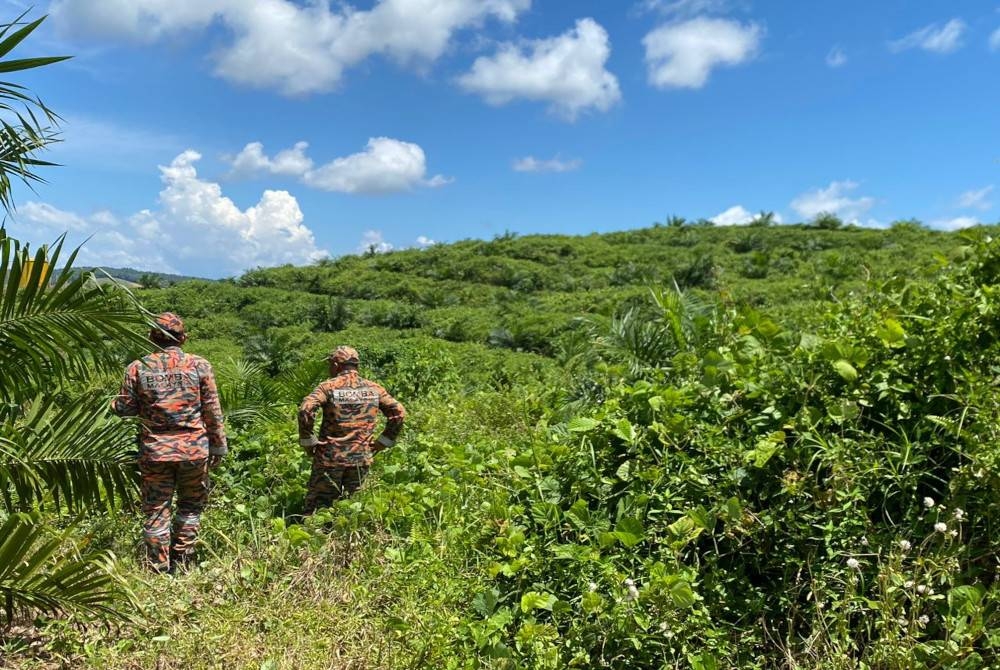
567, 417, 601, 433
612, 419, 637, 444
564, 500, 593, 529
876, 318, 906, 347
581, 591, 604, 614
612, 517, 645, 548
833, 359, 858, 381
722, 497, 742, 523
520, 591, 558, 613
668, 579, 697, 608
472, 589, 499, 618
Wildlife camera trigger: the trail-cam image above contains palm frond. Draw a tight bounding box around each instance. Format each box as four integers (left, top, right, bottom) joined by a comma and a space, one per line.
216, 358, 288, 429
0, 234, 151, 404
0, 393, 138, 514
276, 358, 328, 407
0, 512, 130, 626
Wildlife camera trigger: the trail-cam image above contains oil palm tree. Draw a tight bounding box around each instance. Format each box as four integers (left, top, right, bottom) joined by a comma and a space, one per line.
0, 13, 149, 626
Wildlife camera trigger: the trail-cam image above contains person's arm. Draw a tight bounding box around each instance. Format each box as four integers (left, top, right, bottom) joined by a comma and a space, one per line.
198, 360, 228, 467
111, 363, 140, 417
374, 386, 406, 452
297, 384, 327, 455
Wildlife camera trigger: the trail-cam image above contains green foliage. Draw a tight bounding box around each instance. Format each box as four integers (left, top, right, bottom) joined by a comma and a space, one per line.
7, 148, 1000, 668
0, 12, 67, 214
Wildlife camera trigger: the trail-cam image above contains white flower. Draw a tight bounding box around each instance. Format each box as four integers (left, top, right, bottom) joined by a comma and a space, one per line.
846, 558, 860, 570
949, 529, 958, 538
934, 522, 948, 533
588, 582, 598, 592
899, 540, 912, 552
658, 621, 669, 632
904, 580, 914, 589
923, 497, 935, 509
944, 355, 951, 361
918, 614, 930, 627
860, 537, 869, 547
624, 578, 639, 601
954, 508, 965, 520
916, 585, 927, 595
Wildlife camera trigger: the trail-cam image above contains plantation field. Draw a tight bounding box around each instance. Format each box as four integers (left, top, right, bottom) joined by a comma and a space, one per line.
9, 221, 1000, 669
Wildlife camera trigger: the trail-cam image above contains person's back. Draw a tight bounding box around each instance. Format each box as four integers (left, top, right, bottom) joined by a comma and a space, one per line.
112, 312, 226, 572
298, 346, 405, 513
120, 347, 225, 462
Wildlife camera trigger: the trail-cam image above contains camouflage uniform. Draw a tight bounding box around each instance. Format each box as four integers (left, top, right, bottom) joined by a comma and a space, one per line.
112, 313, 227, 572
298, 346, 406, 513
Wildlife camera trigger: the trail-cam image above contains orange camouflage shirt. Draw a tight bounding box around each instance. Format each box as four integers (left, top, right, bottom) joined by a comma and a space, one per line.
298, 370, 406, 468
112, 347, 227, 462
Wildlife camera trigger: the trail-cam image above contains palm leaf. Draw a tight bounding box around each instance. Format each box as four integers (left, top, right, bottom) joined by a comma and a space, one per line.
0, 393, 138, 514
217, 358, 287, 429
0, 512, 130, 625
0, 233, 151, 404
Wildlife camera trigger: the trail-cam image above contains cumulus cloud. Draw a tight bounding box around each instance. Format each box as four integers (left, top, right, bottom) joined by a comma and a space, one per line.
50, 0, 531, 95
643, 17, 762, 89
991, 27, 1000, 51
358, 230, 394, 254
416, 235, 437, 247
302, 138, 449, 194
512, 155, 583, 173
790, 180, 876, 222
228, 141, 314, 177
889, 19, 966, 54
957, 185, 994, 211
932, 216, 980, 231
710, 205, 782, 226
457, 18, 621, 119
225, 138, 450, 194
826, 46, 847, 67
12, 151, 328, 276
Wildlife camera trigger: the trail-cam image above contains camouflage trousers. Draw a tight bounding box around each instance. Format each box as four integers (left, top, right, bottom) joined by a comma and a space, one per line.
303, 464, 369, 514
139, 459, 209, 572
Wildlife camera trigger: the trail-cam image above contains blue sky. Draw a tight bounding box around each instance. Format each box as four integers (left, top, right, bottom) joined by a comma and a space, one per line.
3, 0, 999, 277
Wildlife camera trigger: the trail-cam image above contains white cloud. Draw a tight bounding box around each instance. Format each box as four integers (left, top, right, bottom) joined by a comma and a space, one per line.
710, 205, 783, 226
643, 17, 762, 89
957, 185, 994, 211
889, 19, 966, 54
512, 155, 583, 173
303, 138, 447, 194
790, 180, 876, 222
991, 27, 1000, 51
826, 46, 847, 68
457, 18, 621, 119
358, 230, 394, 254
12, 151, 328, 276
710, 205, 754, 226
228, 141, 314, 177
50, 0, 531, 95
932, 216, 980, 231
225, 138, 449, 194
416, 235, 437, 247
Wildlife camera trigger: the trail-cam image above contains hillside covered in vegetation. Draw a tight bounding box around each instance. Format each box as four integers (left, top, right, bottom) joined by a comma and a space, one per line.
11, 220, 1000, 669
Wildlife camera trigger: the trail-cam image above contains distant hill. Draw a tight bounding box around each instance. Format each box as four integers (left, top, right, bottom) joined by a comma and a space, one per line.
71, 267, 207, 287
